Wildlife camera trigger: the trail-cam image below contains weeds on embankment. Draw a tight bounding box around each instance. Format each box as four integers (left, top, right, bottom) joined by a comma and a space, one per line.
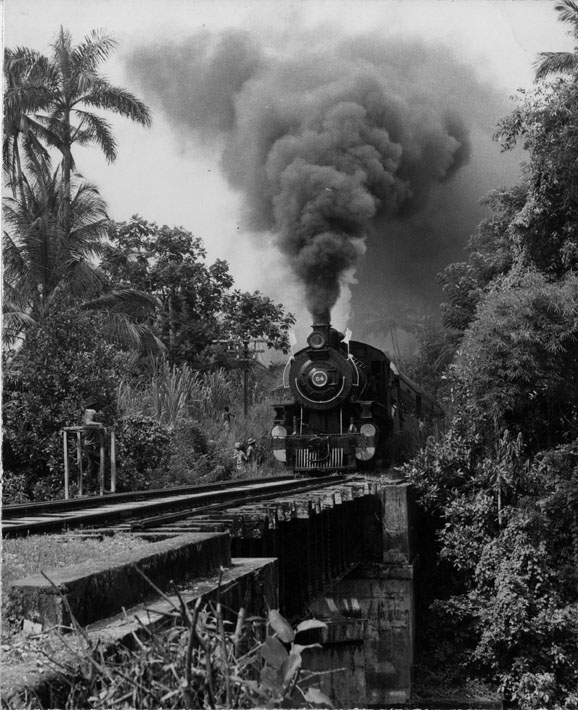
3, 566, 332, 710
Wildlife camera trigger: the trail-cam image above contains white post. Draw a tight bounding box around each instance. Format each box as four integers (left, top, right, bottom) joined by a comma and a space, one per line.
63, 431, 69, 500
99, 429, 105, 496
76, 430, 83, 497
110, 429, 117, 493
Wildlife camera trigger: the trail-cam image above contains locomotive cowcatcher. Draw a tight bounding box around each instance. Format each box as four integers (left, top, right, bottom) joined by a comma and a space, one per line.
271, 321, 443, 474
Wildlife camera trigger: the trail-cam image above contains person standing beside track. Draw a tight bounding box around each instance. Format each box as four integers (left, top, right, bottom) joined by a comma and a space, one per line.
234, 441, 247, 471
82, 397, 104, 491
222, 405, 234, 429
245, 437, 257, 473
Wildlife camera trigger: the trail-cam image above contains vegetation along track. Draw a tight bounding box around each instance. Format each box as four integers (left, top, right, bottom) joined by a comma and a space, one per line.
1, 475, 348, 537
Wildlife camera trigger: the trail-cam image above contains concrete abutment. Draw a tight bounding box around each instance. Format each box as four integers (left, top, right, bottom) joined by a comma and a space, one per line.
4, 478, 416, 708
303, 479, 416, 707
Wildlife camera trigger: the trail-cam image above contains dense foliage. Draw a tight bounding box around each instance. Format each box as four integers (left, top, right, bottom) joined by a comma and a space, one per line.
409, 5, 578, 706
2, 299, 129, 500
113, 414, 172, 492
101, 216, 295, 365
407, 432, 578, 707
453, 270, 578, 451
2, 28, 161, 354
2, 29, 295, 504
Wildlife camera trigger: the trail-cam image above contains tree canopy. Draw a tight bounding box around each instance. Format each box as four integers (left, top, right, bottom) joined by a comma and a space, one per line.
452, 270, 578, 449
101, 216, 295, 365
407, 10, 578, 705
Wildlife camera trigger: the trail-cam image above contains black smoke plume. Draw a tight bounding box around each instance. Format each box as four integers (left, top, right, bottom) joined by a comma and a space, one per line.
126, 28, 515, 326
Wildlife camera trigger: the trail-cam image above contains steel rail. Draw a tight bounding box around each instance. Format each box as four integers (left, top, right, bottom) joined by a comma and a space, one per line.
2, 475, 346, 537
1, 476, 295, 519
130, 474, 346, 530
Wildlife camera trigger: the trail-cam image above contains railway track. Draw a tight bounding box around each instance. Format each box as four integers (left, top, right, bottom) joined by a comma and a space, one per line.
1, 474, 348, 537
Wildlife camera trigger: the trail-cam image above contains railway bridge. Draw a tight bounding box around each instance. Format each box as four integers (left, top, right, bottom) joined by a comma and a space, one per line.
233, 475, 416, 708
6, 475, 417, 708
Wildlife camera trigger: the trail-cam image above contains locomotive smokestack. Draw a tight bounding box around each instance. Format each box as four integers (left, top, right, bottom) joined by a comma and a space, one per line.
309, 314, 332, 351
312, 309, 331, 327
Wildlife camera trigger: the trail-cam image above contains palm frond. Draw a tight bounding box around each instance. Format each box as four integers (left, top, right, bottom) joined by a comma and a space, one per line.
2, 307, 37, 342
69, 178, 109, 224
51, 26, 73, 86
82, 83, 152, 126
81, 288, 160, 313
20, 124, 53, 170
73, 28, 118, 71
535, 51, 578, 79
23, 114, 66, 153
555, 0, 578, 31
65, 260, 105, 298
98, 312, 166, 355
3, 160, 111, 313
73, 110, 117, 162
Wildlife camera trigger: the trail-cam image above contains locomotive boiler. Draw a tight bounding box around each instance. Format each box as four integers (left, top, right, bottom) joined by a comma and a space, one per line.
271, 321, 443, 474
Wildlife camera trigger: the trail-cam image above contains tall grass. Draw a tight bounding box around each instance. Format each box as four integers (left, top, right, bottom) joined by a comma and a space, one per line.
116, 359, 287, 484
117, 362, 238, 430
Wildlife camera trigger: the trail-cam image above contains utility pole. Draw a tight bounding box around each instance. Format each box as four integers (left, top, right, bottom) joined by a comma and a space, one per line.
213, 337, 265, 417
242, 340, 250, 416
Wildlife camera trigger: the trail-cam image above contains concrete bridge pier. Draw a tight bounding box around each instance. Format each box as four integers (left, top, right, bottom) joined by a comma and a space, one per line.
303, 480, 416, 708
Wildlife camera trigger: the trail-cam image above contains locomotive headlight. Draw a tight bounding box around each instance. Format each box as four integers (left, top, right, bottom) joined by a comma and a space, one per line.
307, 331, 326, 350
271, 425, 288, 438
271, 425, 287, 463
309, 368, 329, 388
356, 422, 377, 461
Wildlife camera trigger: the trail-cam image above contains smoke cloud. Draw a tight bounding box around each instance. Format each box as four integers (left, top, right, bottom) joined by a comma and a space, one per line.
127, 27, 516, 328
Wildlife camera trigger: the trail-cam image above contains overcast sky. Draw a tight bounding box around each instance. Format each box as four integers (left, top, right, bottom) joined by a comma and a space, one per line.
4, 0, 574, 347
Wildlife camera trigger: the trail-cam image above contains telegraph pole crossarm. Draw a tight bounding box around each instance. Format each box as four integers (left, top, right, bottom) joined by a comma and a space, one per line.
212, 337, 266, 416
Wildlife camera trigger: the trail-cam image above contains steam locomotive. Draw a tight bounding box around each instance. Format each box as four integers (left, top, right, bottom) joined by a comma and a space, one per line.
271, 322, 443, 474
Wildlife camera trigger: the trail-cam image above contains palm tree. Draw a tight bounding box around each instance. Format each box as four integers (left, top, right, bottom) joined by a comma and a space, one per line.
3, 28, 158, 353
3, 47, 53, 207
535, 0, 578, 79
42, 27, 151, 234
3, 157, 108, 323
3, 158, 163, 354
5, 27, 151, 236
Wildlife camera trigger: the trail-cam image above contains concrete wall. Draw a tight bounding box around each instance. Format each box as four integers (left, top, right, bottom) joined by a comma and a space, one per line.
9, 532, 231, 629
303, 479, 416, 708
4, 534, 278, 708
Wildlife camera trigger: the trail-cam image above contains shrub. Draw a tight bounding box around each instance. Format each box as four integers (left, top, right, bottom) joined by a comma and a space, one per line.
157, 419, 214, 487
407, 430, 578, 707
2, 301, 129, 500
114, 414, 171, 491
1, 470, 30, 505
